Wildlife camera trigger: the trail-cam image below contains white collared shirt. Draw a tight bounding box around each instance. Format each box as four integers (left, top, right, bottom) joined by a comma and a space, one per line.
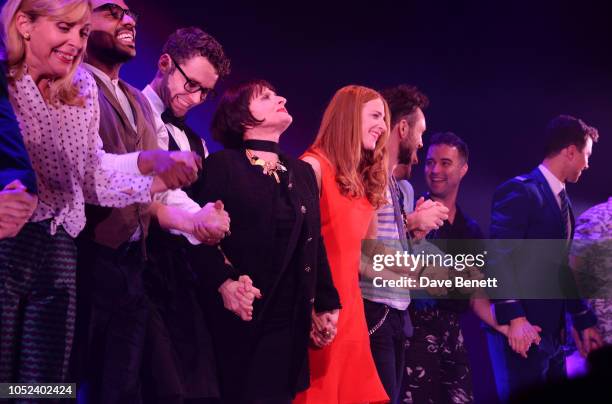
141, 85, 204, 245
141, 85, 208, 157
538, 163, 565, 210
84, 63, 137, 130
539, 163, 571, 238
83, 63, 141, 175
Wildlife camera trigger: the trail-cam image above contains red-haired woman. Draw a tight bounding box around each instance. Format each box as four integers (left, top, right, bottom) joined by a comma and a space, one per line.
295, 85, 390, 403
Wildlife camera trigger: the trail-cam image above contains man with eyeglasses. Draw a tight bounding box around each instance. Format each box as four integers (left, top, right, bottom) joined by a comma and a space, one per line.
75, 2, 231, 403
142, 26, 229, 165
140, 27, 231, 404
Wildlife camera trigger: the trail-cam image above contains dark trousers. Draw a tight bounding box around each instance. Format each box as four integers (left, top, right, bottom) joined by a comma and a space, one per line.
141, 291, 219, 404
74, 239, 149, 404
486, 328, 566, 403
363, 299, 409, 404
141, 236, 219, 404
401, 305, 474, 404
0, 221, 76, 387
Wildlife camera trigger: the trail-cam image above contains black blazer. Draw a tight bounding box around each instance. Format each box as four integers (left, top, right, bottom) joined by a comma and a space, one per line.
0, 72, 36, 192
190, 148, 340, 397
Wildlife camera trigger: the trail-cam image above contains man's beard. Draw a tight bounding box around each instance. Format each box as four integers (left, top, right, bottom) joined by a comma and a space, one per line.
87, 31, 135, 65
159, 73, 173, 110
398, 142, 414, 165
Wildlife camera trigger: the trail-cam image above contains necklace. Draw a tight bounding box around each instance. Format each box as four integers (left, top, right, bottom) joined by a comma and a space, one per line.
246, 149, 287, 183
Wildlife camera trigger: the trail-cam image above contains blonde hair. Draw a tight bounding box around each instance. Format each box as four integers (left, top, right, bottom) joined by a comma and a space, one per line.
1, 0, 91, 106
311, 85, 390, 208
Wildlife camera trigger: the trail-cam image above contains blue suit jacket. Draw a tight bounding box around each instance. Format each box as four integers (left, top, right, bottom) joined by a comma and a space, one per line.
0, 72, 36, 193
489, 168, 595, 335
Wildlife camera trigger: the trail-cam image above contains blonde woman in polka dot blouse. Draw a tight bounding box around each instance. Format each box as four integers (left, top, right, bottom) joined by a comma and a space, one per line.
0, 0, 161, 385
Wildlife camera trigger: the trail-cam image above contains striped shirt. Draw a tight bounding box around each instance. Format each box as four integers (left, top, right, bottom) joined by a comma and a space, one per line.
360, 180, 413, 310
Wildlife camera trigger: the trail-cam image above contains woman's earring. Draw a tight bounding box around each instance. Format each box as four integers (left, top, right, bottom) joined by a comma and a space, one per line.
24, 32, 31, 41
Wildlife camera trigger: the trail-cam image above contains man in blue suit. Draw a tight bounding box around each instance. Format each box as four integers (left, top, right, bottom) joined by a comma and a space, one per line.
487, 115, 602, 401
0, 66, 37, 239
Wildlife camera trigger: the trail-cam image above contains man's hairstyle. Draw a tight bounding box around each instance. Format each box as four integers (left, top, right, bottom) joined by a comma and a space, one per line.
544, 115, 599, 157
380, 84, 429, 128
429, 132, 469, 163
210, 79, 274, 149
163, 27, 231, 78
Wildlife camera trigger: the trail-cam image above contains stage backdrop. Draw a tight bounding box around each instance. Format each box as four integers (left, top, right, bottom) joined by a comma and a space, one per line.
123, 0, 611, 233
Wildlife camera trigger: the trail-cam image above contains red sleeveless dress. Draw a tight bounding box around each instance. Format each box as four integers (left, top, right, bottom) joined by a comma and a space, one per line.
294, 150, 388, 404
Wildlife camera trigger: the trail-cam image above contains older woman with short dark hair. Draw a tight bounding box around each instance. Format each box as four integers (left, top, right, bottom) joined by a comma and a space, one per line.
192, 79, 340, 404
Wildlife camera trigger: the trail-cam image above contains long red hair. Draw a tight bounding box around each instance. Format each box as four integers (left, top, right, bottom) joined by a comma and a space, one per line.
311, 85, 389, 208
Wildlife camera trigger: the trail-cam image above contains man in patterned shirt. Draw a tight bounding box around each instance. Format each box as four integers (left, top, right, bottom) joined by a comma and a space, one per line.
571, 197, 612, 347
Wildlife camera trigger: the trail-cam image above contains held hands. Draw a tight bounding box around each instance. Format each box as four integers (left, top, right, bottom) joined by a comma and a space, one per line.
410, 197, 449, 240
507, 317, 542, 358
495, 324, 510, 337
310, 308, 339, 348
141, 150, 202, 190
193, 200, 230, 245
218, 275, 262, 321
163, 150, 201, 188
0, 180, 37, 239
571, 326, 603, 358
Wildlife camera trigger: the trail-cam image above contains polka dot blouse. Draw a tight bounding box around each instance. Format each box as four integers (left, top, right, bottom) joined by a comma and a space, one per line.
8, 67, 153, 237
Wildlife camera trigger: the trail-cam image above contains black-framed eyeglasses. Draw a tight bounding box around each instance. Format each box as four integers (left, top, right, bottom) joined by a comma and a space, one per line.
93, 3, 139, 23
170, 57, 217, 100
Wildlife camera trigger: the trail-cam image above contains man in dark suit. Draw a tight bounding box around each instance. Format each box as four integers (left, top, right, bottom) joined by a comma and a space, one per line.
488, 115, 603, 401
0, 68, 37, 239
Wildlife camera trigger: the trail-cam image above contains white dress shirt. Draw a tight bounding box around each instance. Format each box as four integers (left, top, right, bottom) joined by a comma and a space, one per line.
142, 85, 209, 157
85, 63, 149, 241
538, 163, 565, 210
8, 67, 153, 237
142, 85, 204, 245
538, 163, 571, 237
83, 63, 142, 175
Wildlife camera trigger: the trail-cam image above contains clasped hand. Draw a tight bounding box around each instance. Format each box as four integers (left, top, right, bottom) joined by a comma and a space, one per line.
310, 308, 339, 348
193, 200, 230, 245
146, 150, 202, 190
410, 197, 449, 240
506, 319, 602, 359
0, 180, 37, 239
507, 317, 542, 358
218, 275, 262, 321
